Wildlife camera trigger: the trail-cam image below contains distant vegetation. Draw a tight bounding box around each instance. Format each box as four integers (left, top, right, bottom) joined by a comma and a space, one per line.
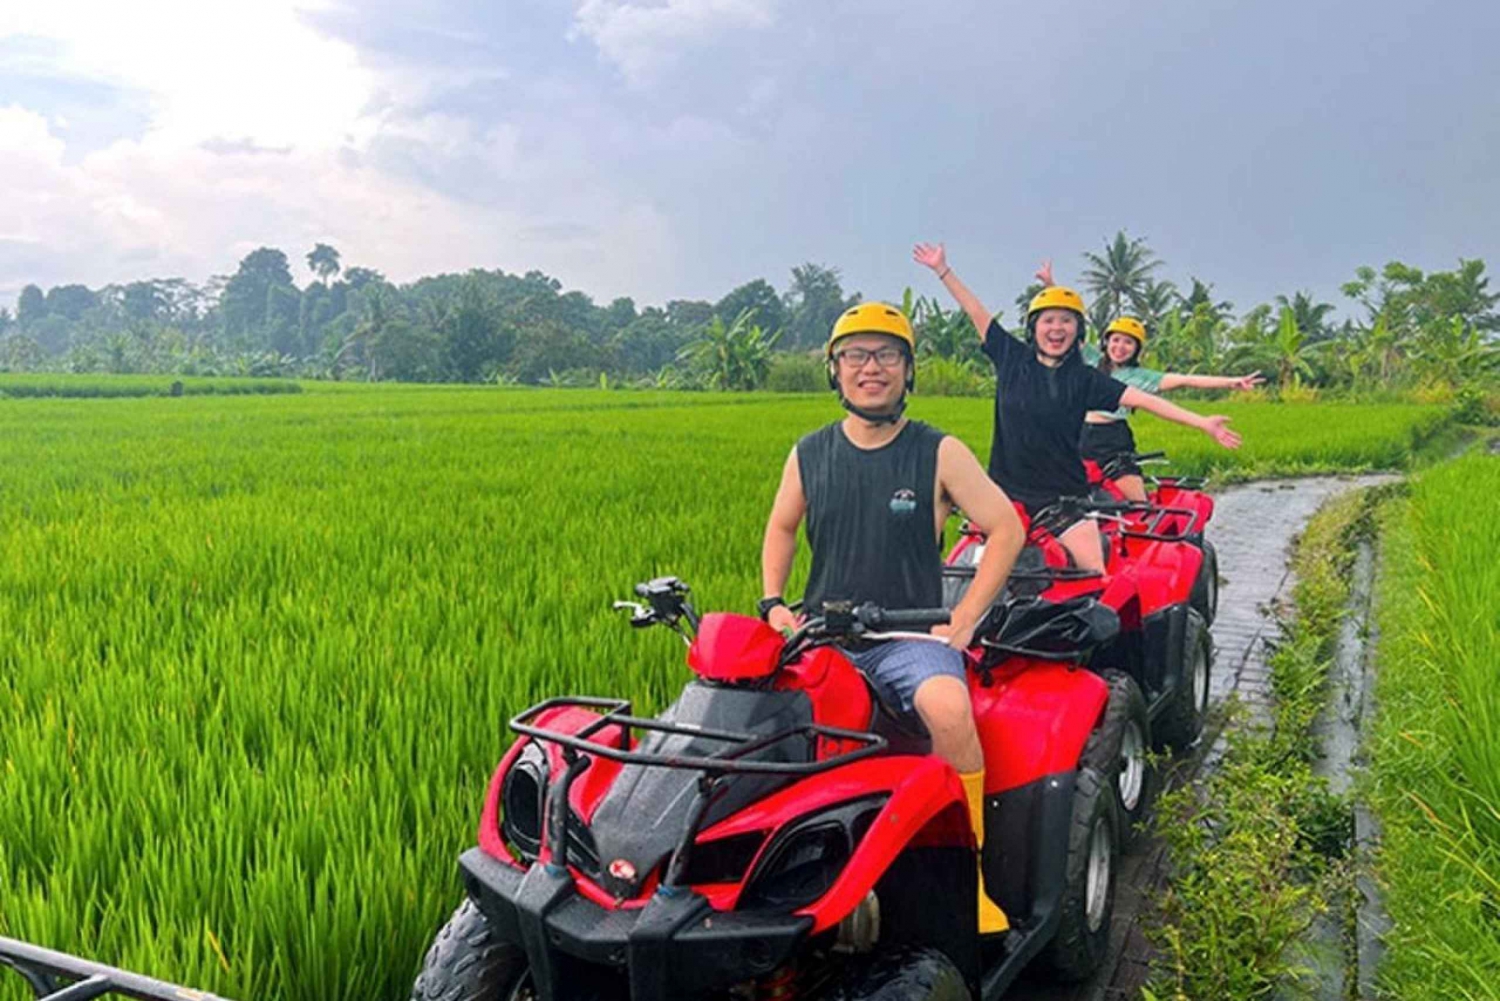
1, 234, 1496, 404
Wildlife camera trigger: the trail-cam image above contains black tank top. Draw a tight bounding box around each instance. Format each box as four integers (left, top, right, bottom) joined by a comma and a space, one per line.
798, 420, 945, 614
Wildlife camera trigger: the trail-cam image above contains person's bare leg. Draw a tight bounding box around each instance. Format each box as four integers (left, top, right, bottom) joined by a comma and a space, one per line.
1115, 473, 1148, 502
912, 675, 982, 773
1059, 518, 1105, 572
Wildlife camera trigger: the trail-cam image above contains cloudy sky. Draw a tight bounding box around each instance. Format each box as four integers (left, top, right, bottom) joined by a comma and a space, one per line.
3, 0, 1498, 320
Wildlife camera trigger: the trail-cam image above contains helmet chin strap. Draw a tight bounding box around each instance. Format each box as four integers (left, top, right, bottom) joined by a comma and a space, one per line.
840, 392, 907, 425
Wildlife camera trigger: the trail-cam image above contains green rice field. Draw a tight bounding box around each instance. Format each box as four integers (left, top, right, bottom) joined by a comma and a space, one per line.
0, 383, 1458, 1000
1367, 452, 1500, 999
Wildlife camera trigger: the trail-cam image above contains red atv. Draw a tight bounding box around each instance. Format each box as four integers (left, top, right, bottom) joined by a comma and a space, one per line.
1, 936, 235, 1000
1084, 451, 1218, 624
947, 498, 1214, 843
412, 576, 1134, 1000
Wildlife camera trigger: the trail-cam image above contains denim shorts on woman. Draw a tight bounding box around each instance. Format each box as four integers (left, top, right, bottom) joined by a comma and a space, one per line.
843, 639, 966, 716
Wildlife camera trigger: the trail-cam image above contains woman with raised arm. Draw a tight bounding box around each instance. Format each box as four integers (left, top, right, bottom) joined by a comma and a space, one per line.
913, 243, 1242, 572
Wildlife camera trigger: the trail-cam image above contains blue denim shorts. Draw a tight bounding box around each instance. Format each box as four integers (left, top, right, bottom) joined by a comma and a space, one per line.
844, 639, 966, 715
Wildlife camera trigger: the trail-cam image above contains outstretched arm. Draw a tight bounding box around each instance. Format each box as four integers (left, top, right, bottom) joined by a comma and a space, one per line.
914, 243, 993, 342
1120, 387, 1242, 449
1159, 371, 1266, 392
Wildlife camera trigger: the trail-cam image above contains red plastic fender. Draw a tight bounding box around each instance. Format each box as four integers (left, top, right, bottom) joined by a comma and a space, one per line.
751, 758, 969, 933
1125, 538, 1202, 610
969, 662, 1110, 794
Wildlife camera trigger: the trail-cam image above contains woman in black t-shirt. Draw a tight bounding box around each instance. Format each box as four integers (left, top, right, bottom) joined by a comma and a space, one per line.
913, 242, 1242, 571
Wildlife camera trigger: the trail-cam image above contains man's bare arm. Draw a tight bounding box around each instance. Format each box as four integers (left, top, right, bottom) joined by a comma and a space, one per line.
937, 438, 1024, 636
761, 448, 805, 600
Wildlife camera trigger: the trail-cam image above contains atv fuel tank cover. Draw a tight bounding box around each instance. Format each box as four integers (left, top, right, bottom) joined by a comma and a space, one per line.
689, 613, 783, 682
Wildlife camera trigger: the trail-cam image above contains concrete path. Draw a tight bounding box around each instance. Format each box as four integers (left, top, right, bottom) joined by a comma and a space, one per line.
1006, 474, 1396, 1001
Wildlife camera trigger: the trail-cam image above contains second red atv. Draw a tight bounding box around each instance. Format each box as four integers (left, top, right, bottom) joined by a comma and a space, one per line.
412, 576, 1138, 1000
1084, 450, 1219, 623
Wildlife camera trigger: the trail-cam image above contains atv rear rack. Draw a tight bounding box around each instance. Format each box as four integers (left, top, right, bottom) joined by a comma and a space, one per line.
1, 936, 236, 1001
511, 697, 889, 888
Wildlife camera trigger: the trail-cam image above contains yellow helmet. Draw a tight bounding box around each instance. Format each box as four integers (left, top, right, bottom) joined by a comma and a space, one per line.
1026, 286, 1086, 324
826, 302, 916, 359
1104, 316, 1147, 346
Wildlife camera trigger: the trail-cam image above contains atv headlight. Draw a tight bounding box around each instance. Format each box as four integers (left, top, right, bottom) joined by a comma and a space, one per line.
501, 744, 548, 862
739, 796, 887, 911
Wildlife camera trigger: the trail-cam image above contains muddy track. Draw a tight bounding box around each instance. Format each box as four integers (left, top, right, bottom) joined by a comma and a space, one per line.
1005, 474, 1396, 1001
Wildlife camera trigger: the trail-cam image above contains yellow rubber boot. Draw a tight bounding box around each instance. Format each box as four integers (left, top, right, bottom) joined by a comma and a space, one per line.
961, 769, 1009, 934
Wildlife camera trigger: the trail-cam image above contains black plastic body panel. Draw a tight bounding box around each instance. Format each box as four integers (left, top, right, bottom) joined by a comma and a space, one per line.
461, 848, 812, 1001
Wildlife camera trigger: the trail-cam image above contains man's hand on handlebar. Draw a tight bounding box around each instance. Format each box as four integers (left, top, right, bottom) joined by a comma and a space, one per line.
766, 604, 801, 636
932, 606, 979, 650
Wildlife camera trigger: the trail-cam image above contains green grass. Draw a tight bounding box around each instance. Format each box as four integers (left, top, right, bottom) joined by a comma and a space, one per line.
1366, 454, 1500, 1000
0, 387, 1454, 1000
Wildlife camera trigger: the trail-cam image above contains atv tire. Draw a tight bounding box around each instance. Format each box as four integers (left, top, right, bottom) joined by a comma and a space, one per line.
1189, 539, 1219, 624
1038, 766, 1118, 981
411, 898, 528, 1001
820, 946, 971, 1001
1082, 670, 1155, 850
1154, 607, 1212, 752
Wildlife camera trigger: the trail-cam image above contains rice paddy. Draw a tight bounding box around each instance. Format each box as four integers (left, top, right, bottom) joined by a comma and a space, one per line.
1366, 451, 1500, 999
0, 384, 1459, 1000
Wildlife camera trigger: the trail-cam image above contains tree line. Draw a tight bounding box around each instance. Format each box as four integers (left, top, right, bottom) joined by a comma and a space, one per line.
0, 245, 856, 388
2, 234, 1496, 399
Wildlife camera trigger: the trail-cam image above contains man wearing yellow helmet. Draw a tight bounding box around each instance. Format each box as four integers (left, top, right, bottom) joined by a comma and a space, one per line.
760, 301, 1024, 933
1028, 261, 1265, 502
913, 243, 1244, 572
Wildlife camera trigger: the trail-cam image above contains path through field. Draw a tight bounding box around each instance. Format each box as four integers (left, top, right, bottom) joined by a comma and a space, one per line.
1007, 473, 1397, 1001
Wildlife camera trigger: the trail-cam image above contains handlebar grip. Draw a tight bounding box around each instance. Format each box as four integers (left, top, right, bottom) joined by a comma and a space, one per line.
868, 607, 952, 629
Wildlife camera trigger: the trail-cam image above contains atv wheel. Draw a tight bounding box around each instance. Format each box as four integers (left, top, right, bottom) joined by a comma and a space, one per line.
1189, 539, 1219, 624
411, 898, 529, 1001
820, 946, 971, 1001
1153, 608, 1212, 752
1038, 766, 1118, 981
1082, 670, 1155, 849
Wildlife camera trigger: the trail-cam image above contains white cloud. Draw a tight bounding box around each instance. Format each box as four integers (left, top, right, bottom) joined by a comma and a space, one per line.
0, 0, 376, 151
571, 0, 780, 86
0, 3, 694, 303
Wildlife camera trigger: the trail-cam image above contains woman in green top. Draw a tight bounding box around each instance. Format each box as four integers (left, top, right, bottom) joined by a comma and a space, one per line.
1082, 313, 1264, 502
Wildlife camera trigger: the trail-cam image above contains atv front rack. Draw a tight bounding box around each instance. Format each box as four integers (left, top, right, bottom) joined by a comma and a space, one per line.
511, 697, 889, 888
1, 936, 236, 1001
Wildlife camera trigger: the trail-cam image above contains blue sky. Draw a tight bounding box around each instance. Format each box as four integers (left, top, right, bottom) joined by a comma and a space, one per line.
3, 0, 1498, 323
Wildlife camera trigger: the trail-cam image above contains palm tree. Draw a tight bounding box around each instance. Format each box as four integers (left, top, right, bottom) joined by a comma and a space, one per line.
1274, 291, 1336, 343
1176, 278, 1234, 326
1080, 231, 1164, 326
307, 243, 342, 285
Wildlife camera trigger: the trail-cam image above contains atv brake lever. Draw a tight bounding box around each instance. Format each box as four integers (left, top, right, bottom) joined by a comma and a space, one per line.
611, 600, 656, 628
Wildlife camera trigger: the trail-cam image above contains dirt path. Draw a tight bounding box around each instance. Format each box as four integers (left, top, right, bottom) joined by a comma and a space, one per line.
1005, 473, 1396, 1001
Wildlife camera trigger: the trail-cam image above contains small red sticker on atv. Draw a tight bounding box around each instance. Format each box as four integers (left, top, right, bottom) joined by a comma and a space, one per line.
608, 859, 637, 881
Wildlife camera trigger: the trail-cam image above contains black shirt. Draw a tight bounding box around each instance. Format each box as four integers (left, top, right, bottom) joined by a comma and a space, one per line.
797, 420, 945, 614
981, 320, 1127, 508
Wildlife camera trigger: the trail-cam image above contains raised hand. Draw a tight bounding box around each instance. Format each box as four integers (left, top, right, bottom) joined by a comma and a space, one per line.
1202, 415, 1242, 449
1232, 371, 1266, 391
1035, 259, 1054, 286
913, 242, 948, 273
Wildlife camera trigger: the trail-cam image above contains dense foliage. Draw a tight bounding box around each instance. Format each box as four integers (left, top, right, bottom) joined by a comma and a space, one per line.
4, 237, 1496, 400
